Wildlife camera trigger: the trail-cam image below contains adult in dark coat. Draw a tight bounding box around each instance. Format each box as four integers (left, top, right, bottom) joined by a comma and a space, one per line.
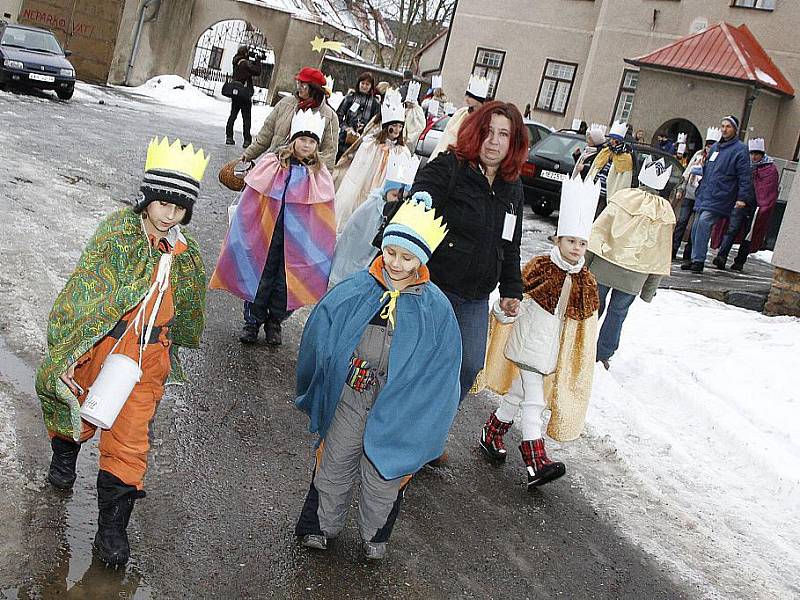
225, 45, 262, 148
682, 115, 753, 274
336, 72, 382, 159
410, 101, 529, 410
712, 138, 780, 271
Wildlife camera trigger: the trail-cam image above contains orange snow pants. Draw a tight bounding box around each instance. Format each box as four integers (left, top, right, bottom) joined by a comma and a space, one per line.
49, 284, 175, 490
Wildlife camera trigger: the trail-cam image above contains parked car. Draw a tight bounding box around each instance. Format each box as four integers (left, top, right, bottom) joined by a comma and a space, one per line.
521, 131, 685, 216
0, 21, 76, 100
415, 114, 553, 165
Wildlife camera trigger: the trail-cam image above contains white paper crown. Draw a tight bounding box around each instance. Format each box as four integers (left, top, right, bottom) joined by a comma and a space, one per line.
381, 88, 405, 125
557, 175, 601, 240
405, 80, 421, 103
571, 118, 583, 130
638, 157, 673, 191
443, 102, 457, 115
290, 109, 326, 142
431, 74, 443, 89
677, 132, 688, 144
706, 126, 722, 142
748, 137, 766, 152
677, 143, 687, 154
609, 120, 627, 139
384, 153, 420, 187
325, 75, 334, 91
589, 122, 607, 135
467, 74, 491, 100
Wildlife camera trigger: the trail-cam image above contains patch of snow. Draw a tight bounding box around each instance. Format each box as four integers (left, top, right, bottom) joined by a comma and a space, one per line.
755, 68, 778, 87
110, 76, 273, 134
584, 290, 800, 598
751, 249, 773, 264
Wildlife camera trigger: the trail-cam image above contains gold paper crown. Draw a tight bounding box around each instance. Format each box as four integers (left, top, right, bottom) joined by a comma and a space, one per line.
145, 137, 210, 182
388, 194, 448, 254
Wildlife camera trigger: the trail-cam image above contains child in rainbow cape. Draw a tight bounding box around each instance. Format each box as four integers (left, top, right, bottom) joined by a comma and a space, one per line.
36, 137, 209, 566
210, 109, 336, 345
478, 175, 600, 489
294, 192, 461, 560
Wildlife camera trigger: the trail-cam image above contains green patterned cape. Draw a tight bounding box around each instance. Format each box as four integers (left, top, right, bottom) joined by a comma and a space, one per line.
35, 209, 206, 440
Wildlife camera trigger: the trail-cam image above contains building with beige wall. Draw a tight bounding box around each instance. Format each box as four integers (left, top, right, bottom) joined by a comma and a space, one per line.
440, 0, 799, 160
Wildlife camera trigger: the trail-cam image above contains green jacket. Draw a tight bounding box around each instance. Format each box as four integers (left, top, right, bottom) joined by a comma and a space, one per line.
36, 209, 206, 440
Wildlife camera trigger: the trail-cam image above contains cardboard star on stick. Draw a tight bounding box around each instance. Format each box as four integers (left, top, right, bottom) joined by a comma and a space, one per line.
311, 36, 343, 53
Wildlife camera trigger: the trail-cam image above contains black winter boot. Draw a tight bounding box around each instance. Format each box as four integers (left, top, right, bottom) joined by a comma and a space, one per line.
520, 439, 565, 488
47, 437, 81, 489
264, 320, 282, 346
690, 261, 705, 274
93, 470, 140, 567
239, 323, 260, 344
712, 255, 726, 270
479, 411, 513, 461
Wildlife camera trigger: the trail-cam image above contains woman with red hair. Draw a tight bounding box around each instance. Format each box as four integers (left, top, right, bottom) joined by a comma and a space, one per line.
410, 101, 529, 461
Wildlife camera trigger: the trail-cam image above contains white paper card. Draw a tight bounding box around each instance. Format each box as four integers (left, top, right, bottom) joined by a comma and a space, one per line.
502, 212, 517, 241
349, 102, 360, 113
709, 151, 719, 162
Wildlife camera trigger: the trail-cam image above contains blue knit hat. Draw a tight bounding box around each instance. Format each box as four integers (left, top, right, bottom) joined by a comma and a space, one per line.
381, 191, 447, 265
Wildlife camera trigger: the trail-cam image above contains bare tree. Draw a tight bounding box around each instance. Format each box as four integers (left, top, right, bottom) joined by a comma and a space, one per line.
346, 0, 454, 69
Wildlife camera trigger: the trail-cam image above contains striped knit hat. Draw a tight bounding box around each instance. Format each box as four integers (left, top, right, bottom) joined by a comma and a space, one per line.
135, 137, 210, 225
381, 191, 447, 265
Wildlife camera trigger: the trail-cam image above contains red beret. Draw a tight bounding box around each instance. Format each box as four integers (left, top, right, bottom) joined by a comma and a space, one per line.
295, 67, 326, 87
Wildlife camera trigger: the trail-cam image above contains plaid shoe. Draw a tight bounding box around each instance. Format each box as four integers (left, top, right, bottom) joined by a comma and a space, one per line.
520, 439, 565, 488
479, 411, 513, 461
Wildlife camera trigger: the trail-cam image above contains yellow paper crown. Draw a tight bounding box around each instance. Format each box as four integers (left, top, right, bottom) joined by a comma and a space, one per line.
388, 193, 448, 254
145, 137, 210, 182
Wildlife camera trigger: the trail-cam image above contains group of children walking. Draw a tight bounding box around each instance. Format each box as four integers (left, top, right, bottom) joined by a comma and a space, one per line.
36, 67, 669, 567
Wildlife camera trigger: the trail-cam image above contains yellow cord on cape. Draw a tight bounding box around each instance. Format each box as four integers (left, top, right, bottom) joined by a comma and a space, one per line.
380, 290, 401, 328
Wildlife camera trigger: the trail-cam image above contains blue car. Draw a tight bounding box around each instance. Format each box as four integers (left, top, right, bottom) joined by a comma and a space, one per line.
0, 21, 76, 100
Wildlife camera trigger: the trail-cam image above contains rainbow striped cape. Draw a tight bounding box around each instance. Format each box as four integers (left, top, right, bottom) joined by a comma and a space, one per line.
209, 154, 336, 310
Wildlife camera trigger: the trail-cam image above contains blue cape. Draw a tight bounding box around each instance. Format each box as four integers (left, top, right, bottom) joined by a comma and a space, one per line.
295, 268, 462, 479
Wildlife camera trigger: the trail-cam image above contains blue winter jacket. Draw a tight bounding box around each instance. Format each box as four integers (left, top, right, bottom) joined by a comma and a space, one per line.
694, 137, 754, 217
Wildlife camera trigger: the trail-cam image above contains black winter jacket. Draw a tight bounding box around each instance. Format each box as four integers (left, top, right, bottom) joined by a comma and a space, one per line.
410, 151, 524, 300
232, 56, 261, 89
337, 92, 381, 132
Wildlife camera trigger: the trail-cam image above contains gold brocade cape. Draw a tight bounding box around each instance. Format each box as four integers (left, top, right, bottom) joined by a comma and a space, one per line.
588, 187, 676, 276
483, 315, 598, 442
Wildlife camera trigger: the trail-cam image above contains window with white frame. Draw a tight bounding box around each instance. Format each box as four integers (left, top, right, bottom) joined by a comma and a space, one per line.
472, 47, 505, 99
613, 69, 639, 122
535, 59, 577, 114
731, 0, 776, 10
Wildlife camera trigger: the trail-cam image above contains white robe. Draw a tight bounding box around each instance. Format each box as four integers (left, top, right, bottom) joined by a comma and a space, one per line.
335, 135, 411, 232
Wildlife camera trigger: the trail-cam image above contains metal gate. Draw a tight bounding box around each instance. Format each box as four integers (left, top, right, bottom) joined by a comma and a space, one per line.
190, 19, 274, 102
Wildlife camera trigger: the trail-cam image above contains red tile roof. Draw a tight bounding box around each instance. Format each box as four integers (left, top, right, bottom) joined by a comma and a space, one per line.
626, 22, 794, 97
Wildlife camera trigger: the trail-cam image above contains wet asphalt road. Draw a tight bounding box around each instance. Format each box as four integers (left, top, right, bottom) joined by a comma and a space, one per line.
1, 85, 690, 599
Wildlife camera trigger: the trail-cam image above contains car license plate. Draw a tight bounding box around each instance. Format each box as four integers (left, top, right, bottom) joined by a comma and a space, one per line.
29, 73, 55, 83
541, 169, 567, 182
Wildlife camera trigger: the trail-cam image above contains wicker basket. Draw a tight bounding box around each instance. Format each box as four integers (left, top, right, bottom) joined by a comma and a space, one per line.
218, 159, 246, 192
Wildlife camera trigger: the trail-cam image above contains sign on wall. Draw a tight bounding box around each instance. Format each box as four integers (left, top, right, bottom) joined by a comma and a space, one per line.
18, 0, 124, 83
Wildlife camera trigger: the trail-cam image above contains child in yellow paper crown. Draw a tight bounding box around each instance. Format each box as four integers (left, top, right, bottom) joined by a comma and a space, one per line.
37, 137, 209, 566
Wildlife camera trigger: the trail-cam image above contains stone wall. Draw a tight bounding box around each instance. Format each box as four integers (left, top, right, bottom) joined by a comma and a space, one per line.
764, 267, 800, 317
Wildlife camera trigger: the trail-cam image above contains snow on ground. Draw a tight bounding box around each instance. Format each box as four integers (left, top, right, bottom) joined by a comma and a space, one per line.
582, 290, 800, 598
751, 249, 774, 264
109, 75, 273, 134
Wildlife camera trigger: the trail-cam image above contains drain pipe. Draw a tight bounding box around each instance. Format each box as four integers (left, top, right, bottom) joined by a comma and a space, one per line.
125, 0, 161, 85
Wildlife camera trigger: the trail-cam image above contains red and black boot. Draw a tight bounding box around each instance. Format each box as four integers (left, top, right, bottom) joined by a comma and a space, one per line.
519, 439, 565, 488
479, 412, 513, 461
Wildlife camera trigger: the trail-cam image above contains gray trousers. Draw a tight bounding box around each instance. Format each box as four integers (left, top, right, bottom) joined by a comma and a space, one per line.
314, 385, 405, 542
